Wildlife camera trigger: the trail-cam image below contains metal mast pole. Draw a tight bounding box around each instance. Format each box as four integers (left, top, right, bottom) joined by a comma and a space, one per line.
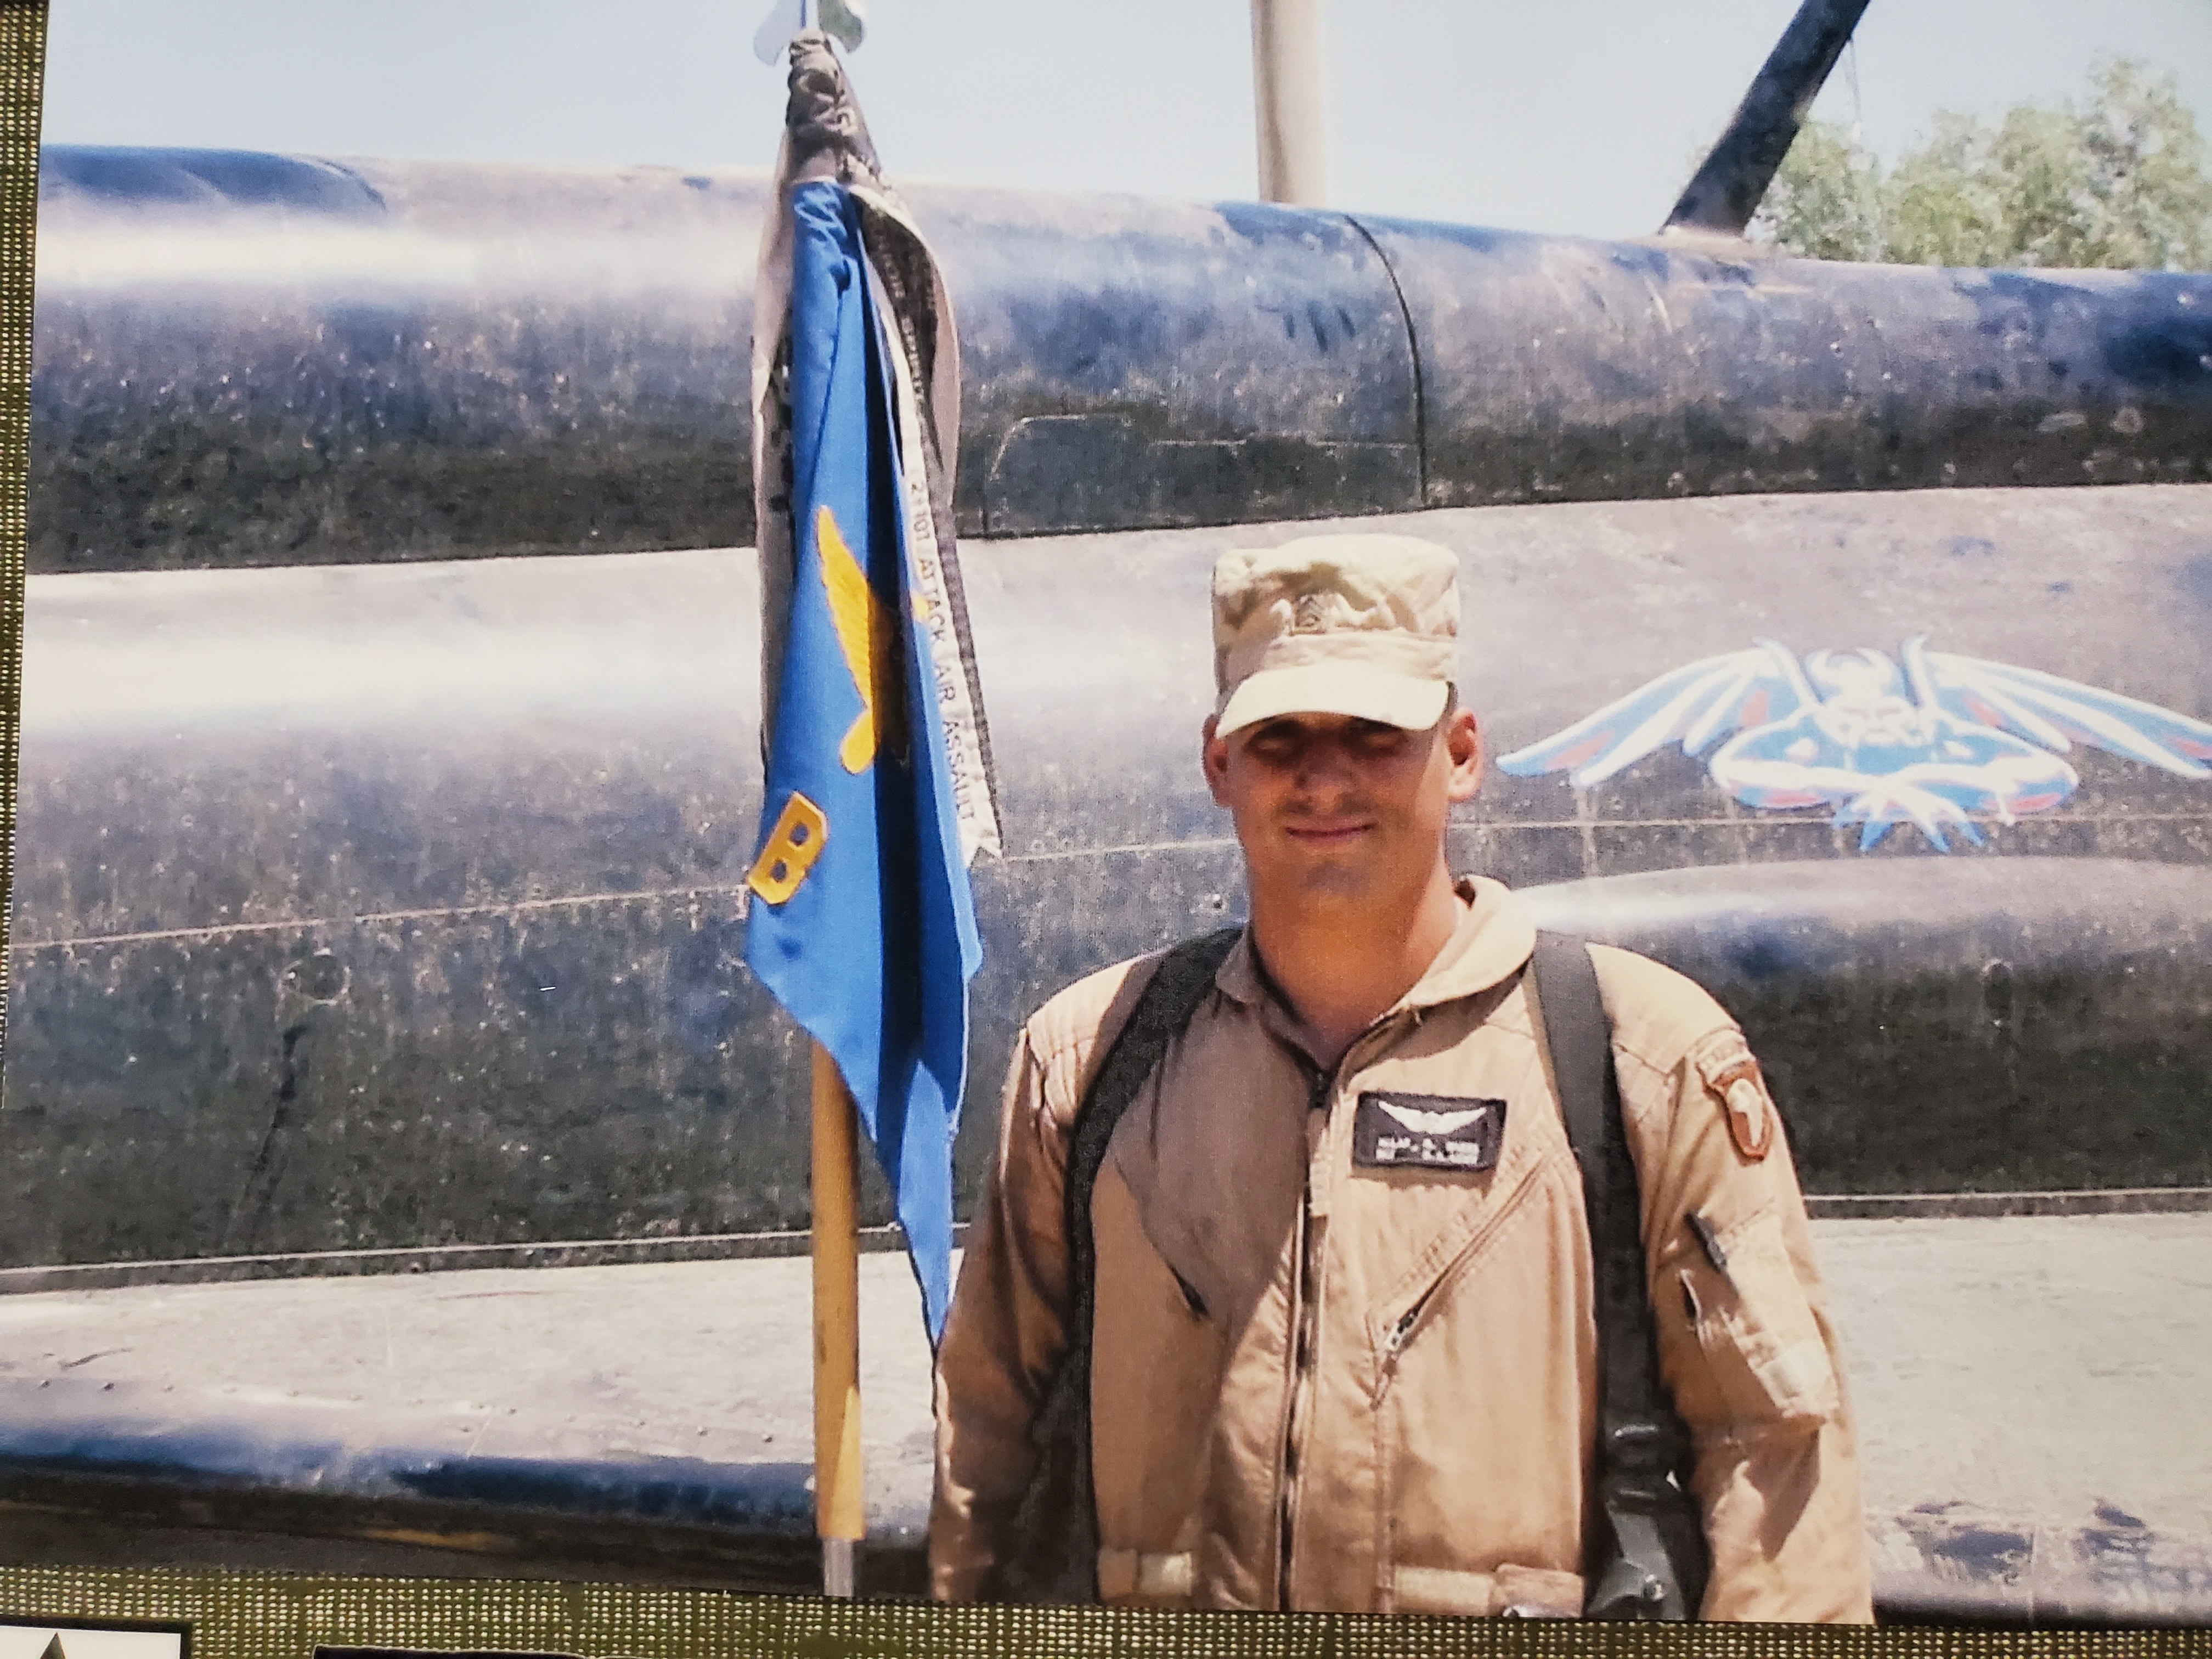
1250, 0, 1326, 206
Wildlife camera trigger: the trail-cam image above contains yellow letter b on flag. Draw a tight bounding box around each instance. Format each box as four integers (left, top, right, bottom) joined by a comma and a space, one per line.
747, 792, 828, 905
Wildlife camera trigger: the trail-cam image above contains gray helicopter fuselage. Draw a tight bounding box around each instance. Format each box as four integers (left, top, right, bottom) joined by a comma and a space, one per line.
7, 145, 2212, 1618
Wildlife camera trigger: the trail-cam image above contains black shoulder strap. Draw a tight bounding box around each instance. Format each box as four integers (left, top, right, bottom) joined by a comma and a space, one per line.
1063, 927, 1243, 1333
1531, 930, 1709, 1622
991, 926, 1240, 1602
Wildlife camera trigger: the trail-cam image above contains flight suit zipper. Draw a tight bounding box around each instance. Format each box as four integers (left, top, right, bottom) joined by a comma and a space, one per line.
1276, 1056, 1330, 1607
1374, 1152, 1544, 1398
1274, 1011, 1414, 1609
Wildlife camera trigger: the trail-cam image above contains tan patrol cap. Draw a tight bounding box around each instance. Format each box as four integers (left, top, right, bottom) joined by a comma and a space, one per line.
1211, 534, 1460, 736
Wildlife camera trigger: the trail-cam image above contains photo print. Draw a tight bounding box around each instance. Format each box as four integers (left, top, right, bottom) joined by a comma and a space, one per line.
4, 0, 2212, 1630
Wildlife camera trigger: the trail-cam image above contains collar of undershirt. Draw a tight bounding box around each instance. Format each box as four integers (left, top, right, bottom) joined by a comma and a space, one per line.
1214, 876, 1539, 1036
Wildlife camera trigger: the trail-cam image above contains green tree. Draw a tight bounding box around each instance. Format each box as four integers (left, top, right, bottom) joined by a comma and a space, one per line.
1758, 119, 1886, 261
1752, 59, 2212, 269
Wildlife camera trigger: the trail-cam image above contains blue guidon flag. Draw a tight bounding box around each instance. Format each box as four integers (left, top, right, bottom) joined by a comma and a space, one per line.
746, 33, 1000, 1341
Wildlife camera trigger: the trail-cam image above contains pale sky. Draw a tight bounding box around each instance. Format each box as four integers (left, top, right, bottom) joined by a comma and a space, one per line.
40, 0, 2212, 241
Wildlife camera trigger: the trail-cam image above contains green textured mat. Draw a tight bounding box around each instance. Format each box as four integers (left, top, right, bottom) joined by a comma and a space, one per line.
2, 1569, 2211, 1659
0, 0, 41, 1057
2, 7, 2207, 1657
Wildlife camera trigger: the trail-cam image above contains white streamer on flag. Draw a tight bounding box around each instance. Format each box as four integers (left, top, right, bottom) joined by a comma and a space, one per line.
870, 270, 1002, 865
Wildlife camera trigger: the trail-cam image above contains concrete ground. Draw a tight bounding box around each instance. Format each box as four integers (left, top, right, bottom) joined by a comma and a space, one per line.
0, 1213, 2206, 1616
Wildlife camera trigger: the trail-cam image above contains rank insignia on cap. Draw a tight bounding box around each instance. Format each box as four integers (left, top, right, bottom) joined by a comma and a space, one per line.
1710, 1058, 1774, 1161
1352, 1092, 1505, 1172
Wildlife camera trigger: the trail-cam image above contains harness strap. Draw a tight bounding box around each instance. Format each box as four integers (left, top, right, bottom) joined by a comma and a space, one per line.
990, 926, 1239, 1602
1531, 930, 1709, 1621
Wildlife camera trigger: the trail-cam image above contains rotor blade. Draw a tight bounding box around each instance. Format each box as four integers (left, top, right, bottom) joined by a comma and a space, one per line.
1662, 0, 1874, 237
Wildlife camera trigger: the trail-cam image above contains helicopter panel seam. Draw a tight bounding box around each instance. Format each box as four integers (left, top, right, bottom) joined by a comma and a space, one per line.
1344, 210, 1427, 510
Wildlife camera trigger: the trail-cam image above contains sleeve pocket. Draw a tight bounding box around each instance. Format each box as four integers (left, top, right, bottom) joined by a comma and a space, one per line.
1678, 1210, 1839, 1426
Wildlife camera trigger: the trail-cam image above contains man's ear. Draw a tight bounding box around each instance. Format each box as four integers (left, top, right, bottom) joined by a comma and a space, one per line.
1201, 714, 1232, 805
1444, 707, 1485, 803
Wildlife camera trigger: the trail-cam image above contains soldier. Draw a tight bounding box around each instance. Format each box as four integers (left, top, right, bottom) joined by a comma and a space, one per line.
929, 533, 1872, 1621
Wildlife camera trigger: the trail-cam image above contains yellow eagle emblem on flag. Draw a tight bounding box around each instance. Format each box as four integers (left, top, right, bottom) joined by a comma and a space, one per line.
816, 504, 902, 774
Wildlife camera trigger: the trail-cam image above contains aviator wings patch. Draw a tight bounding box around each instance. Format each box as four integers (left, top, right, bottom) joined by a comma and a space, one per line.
1353, 1092, 1506, 1172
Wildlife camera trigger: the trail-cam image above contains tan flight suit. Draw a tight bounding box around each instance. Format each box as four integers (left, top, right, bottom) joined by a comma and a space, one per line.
931, 876, 1873, 1622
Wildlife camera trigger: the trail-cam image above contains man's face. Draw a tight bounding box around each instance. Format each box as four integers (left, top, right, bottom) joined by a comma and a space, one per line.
1201, 702, 1484, 918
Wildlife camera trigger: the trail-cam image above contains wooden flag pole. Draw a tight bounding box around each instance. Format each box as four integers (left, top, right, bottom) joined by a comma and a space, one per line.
811, 1041, 865, 1596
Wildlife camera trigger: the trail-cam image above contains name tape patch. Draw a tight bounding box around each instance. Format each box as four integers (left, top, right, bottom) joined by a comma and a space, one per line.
1352, 1092, 1506, 1172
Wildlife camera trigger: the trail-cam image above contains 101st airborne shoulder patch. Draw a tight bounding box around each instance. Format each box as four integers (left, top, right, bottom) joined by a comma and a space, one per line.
1697, 1036, 1774, 1162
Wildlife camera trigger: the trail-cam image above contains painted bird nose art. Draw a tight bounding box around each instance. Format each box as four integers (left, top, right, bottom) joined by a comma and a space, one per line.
1498, 637, 2212, 851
